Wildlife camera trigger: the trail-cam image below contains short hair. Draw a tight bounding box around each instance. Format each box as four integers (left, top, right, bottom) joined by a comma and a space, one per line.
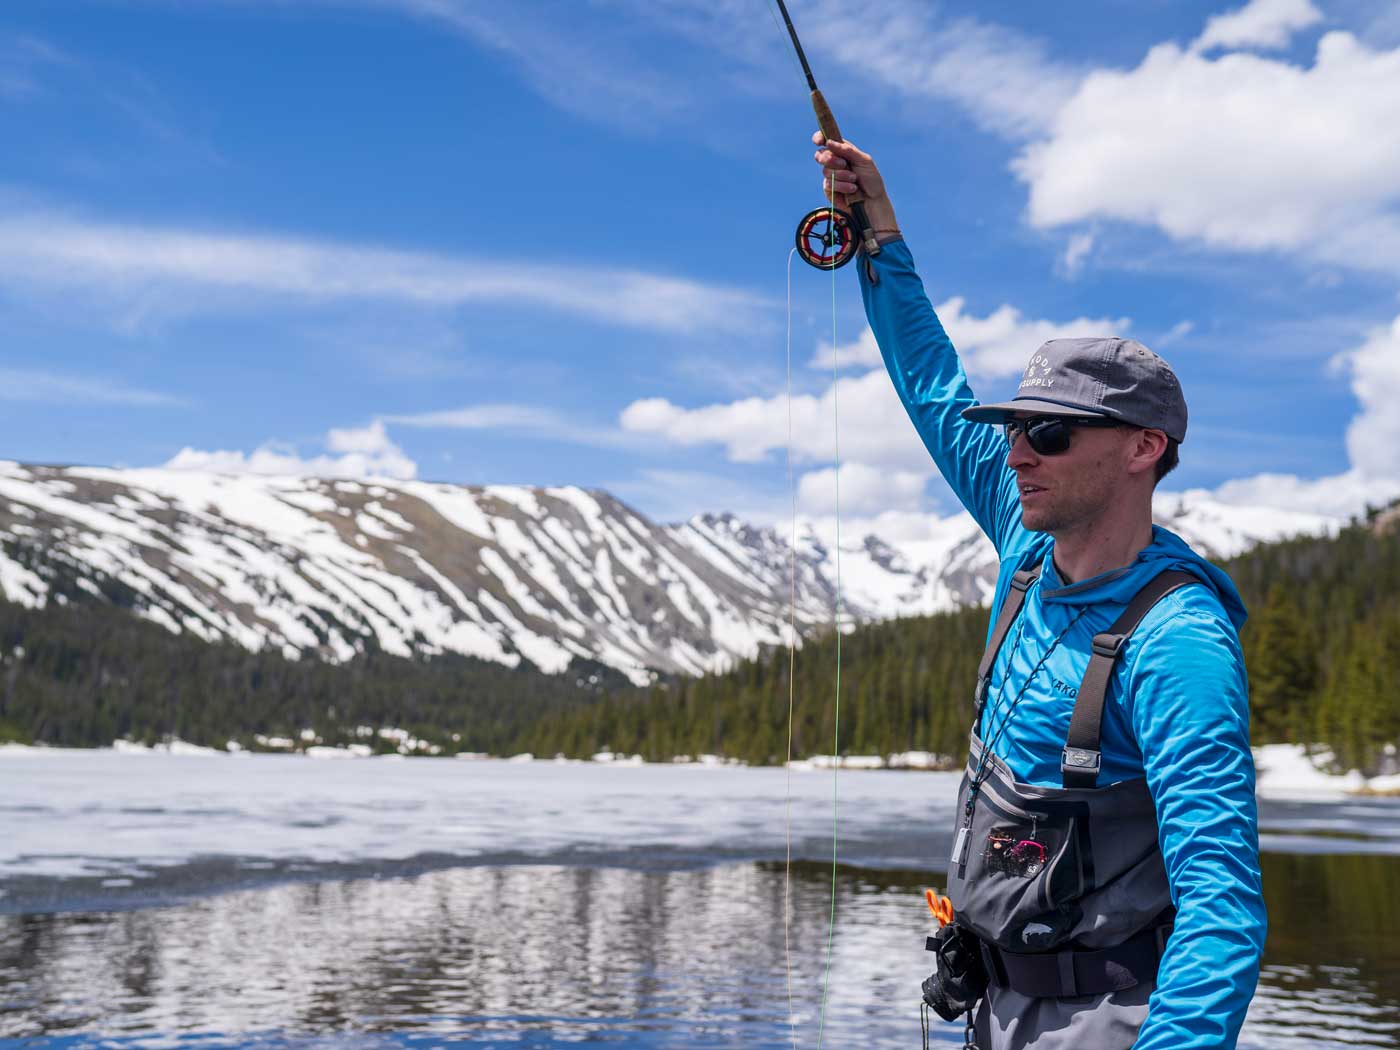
1153, 438, 1180, 485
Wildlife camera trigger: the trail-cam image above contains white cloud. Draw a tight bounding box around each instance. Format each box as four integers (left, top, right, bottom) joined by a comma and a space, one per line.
360, 0, 692, 132
0, 210, 769, 334
807, 0, 1081, 139
937, 297, 1132, 379
1059, 231, 1095, 277
1336, 315, 1400, 480
0, 368, 185, 406
1192, 0, 1322, 53
809, 328, 881, 371
624, 304, 1400, 528
164, 421, 417, 480
1182, 314, 1400, 520
1156, 320, 1196, 348
384, 403, 632, 448
797, 462, 929, 516
809, 302, 1130, 380
349, 0, 1076, 143
620, 368, 930, 472
1203, 469, 1400, 520
1016, 31, 1400, 271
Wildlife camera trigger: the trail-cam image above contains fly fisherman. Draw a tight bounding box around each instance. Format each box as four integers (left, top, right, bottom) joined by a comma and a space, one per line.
813, 135, 1266, 1049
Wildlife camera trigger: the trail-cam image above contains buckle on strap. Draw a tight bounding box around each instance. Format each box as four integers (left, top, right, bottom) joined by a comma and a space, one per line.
1091, 632, 1126, 658
1061, 747, 1101, 776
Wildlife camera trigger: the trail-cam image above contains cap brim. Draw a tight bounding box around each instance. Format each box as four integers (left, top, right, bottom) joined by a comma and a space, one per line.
960, 399, 1114, 425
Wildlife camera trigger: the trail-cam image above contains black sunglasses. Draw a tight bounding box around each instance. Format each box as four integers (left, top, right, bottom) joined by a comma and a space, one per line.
1003, 415, 1122, 456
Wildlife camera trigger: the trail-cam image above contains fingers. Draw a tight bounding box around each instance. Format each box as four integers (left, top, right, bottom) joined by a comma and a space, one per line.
823, 170, 859, 199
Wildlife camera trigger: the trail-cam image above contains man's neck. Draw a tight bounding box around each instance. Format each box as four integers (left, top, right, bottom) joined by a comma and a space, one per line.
1051, 515, 1156, 584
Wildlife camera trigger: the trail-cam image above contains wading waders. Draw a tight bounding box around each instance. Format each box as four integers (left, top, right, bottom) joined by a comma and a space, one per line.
944, 566, 1197, 1050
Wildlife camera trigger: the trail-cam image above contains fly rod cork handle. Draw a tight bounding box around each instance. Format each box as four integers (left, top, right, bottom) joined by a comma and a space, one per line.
811, 89, 864, 205
811, 90, 879, 257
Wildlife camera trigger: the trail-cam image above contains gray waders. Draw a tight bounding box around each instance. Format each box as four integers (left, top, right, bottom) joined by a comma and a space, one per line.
944, 566, 1196, 1050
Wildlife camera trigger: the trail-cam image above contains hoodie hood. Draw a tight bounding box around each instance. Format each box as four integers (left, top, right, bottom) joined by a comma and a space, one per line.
1036, 525, 1248, 631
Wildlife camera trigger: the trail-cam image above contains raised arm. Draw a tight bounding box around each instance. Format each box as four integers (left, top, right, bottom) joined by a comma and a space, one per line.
815, 137, 1025, 554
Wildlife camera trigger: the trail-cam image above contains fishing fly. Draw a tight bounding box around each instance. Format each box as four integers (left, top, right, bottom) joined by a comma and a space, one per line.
772, 0, 881, 270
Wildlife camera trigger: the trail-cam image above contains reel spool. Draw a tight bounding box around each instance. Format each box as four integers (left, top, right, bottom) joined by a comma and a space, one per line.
795, 206, 857, 270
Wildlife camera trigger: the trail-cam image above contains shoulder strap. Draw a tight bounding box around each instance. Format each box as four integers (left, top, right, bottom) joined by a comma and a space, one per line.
973, 566, 1041, 723
1061, 570, 1199, 789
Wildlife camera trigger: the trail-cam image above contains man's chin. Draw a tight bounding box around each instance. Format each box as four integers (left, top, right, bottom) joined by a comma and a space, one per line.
1018, 505, 1058, 534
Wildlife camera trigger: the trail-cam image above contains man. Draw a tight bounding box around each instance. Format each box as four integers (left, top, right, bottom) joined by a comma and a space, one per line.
813, 135, 1266, 1050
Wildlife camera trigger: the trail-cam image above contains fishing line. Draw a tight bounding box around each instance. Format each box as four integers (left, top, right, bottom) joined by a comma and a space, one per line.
765, 2, 849, 1043
782, 221, 846, 1050
783, 244, 799, 1050
815, 194, 843, 1050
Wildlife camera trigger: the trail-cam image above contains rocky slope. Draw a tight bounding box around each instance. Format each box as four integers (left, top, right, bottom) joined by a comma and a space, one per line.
0, 462, 1340, 682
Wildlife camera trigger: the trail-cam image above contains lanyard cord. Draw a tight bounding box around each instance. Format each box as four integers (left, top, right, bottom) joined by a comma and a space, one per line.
966, 599, 1089, 813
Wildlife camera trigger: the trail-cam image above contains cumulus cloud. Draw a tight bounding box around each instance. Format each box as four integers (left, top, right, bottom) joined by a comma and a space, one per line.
625, 306, 1400, 527
0, 210, 768, 334
810, 301, 1130, 380
1337, 315, 1400, 481
164, 421, 417, 480
1182, 315, 1400, 519
620, 367, 931, 472
797, 462, 930, 516
1192, 0, 1323, 53
1016, 29, 1400, 271
1203, 469, 1400, 520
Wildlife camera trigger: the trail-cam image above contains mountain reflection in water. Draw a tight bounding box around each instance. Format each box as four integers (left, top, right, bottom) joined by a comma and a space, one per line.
1, 853, 1396, 1049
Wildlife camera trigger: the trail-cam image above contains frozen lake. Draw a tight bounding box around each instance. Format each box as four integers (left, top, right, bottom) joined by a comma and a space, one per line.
1, 751, 1398, 1048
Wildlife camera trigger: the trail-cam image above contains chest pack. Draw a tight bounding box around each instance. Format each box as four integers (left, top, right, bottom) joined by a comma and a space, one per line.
945, 564, 1198, 999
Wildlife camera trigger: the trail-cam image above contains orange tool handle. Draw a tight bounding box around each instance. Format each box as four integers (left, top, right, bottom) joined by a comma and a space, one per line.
925, 888, 955, 927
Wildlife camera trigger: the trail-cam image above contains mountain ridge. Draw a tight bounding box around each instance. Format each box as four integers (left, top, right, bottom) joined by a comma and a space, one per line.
0, 461, 1343, 681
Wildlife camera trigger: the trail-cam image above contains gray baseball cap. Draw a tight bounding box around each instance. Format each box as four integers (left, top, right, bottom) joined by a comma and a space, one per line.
960, 337, 1188, 442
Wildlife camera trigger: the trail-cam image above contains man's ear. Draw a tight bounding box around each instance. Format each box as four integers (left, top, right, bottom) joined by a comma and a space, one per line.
1126, 428, 1168, 478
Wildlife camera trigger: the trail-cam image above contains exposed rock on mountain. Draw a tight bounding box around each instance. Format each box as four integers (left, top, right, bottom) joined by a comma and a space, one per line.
0, 462, 1342, 682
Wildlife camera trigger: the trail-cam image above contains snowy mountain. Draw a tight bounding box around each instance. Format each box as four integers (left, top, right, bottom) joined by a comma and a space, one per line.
0, 462, 1342, 683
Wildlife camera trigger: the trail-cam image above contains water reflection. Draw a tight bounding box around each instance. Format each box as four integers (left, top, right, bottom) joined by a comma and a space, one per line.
1, 854, 1397, 1049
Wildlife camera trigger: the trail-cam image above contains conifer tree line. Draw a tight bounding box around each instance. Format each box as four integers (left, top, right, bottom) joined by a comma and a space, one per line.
515, 506, 1400, 772
1, 505, 1397, 772
0, 541, 623, 751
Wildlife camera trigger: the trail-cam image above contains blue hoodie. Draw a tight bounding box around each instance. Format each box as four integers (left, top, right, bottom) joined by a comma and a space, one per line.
859, 240, 1266, 1050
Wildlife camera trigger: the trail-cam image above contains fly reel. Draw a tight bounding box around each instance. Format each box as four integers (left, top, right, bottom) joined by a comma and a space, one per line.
795, 206, 857, 270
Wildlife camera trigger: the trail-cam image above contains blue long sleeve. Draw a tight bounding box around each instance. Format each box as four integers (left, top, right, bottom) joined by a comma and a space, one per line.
856, 240, 1027, 559
1126, 606, 1266, 1049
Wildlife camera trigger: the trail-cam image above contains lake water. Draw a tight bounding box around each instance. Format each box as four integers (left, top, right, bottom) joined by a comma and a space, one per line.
2, 752, 1398, 1048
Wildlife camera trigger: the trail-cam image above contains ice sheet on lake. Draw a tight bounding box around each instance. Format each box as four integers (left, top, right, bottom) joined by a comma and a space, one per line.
0, 750, 965, 890
3, 748, 1399, 906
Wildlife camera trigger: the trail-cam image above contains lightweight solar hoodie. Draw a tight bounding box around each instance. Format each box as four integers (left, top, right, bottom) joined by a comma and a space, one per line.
858, 239, 1267, 1049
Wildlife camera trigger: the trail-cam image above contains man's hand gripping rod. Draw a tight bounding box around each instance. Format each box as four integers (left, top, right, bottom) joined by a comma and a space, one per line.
774, 0, 880, 269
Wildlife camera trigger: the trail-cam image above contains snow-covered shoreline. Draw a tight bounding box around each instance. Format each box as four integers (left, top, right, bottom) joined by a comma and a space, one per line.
4, 738, 1398, 798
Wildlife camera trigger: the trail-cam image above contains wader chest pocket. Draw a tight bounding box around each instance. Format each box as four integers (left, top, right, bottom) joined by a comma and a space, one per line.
972, 788, 1087, 922
984, 827, 1050, 878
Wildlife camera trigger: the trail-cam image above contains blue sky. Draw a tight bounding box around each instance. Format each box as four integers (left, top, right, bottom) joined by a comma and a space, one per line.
4, 0, 1400, 529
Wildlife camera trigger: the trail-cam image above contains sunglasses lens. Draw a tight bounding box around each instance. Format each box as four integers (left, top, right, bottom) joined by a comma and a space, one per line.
1029, 419, 1072, 454
1005, 418, 1074, 455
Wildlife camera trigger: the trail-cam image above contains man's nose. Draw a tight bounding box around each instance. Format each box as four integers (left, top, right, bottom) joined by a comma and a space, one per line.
1007, 432, 1038, 469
